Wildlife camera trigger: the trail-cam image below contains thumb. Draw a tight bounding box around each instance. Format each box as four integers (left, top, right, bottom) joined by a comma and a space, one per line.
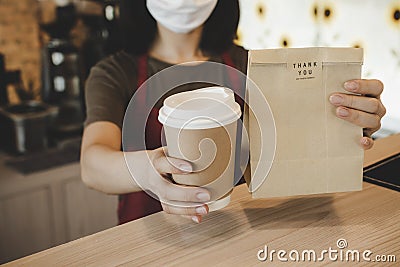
361, 136, 374, 150
153, 154, 193, 174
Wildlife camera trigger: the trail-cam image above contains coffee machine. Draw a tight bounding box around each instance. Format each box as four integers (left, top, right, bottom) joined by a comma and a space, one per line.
0, 53, 58, 154
40, 3, 84, 138
0, 53, 9, 105
39, 0, 120, 139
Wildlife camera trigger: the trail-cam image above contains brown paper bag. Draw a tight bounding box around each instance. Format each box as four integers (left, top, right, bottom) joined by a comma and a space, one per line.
246, 47, 364, 198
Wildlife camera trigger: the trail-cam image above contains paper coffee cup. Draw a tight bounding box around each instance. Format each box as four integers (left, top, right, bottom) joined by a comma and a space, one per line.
158, 87, 242, 210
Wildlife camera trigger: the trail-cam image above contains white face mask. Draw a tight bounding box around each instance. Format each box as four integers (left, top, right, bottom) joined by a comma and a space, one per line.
146, 0, 218, 34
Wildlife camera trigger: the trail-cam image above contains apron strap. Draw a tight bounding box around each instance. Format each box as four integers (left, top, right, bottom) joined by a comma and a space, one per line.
221, 51, 244, 108
136, 54, 148, 111
137, 54, 148, 87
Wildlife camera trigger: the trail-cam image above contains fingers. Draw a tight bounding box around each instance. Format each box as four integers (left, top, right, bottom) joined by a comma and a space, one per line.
335, 106, 381, 130
158, 183, 210, 221
181, 215, 203, 223
360, 136, 374, 150
162, 202, 209, 217
158, 181, 211, 202
344, 79, 384, 97
330, 79, 385, 141
329, 93, 386, 116
152, 148, 193, 174
148, 147, 211, 221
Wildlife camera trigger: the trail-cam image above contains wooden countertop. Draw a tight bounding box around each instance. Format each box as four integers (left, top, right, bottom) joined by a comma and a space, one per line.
7, 134, 400, 266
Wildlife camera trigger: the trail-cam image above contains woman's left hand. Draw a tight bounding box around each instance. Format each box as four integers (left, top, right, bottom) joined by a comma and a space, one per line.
329, 79, 386, 150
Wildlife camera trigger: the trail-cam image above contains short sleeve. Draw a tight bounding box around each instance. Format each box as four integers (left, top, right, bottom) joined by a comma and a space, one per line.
84, 54, 135, 129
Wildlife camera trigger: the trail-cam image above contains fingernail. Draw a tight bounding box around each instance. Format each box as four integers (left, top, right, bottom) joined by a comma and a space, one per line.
179, 163, 192, 172
195, 206, 207, 214
192, 216, 200, 223
329, 95, 343, 105
344, 81, 358, 91
362, 138, 370, 146
196, 192, 210, 201
338, 107, 349, 117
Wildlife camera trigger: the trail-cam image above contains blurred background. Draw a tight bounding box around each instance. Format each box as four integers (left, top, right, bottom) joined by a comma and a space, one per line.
237, 0, 400, 137
0, 0, 399, 263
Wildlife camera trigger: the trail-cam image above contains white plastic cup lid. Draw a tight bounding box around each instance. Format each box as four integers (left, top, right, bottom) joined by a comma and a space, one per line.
158, 87, 242, 129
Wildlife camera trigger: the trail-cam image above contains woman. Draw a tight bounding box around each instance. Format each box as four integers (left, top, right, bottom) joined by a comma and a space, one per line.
80, 0, 386, 224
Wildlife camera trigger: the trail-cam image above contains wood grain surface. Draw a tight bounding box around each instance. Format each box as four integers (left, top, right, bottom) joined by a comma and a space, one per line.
364, 134, 400, 167
6, 135, 400, 266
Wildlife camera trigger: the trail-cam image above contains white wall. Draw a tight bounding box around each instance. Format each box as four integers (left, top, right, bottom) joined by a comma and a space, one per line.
238, 0, 400, 136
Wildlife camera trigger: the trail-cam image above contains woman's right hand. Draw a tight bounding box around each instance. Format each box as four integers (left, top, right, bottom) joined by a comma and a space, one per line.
146, 147, 211, 223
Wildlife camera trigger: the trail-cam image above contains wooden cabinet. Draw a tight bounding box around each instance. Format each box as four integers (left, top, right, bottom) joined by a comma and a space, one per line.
63, 178, 117, 241
0, 162, 118, 264
0, 187, 55, 263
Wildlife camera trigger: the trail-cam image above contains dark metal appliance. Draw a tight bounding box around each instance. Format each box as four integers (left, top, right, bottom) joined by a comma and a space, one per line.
40, 4, 84, 138
0, 101, 58, 154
